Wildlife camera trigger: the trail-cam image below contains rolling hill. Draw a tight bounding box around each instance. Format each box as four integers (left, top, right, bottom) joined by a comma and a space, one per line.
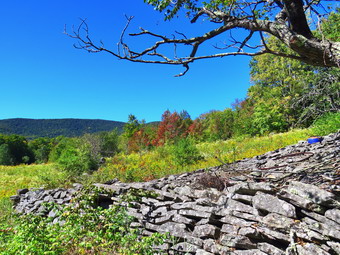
0, 118, 126, 138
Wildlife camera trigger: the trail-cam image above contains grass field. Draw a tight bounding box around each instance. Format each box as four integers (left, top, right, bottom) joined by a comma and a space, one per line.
92, 128, 312, 183
0, 164, 68, 199
0, 128, 312, 201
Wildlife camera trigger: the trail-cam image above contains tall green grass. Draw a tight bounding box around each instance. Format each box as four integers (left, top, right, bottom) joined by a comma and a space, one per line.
0, 128, 313, 199
92, 128, 312, 183
197, 128, 312, 163
0, 164, 68, 199
0, 164, 70, 234
310, 112, 340, 136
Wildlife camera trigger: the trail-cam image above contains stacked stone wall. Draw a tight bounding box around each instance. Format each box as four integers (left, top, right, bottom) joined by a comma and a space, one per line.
11, 132, 340, 254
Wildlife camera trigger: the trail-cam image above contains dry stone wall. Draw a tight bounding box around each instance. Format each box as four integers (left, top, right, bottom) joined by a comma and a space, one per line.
11, 132, 340, 254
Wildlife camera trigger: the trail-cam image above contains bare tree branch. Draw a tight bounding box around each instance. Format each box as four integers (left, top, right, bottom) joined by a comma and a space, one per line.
118, 15, 134, 57
238, 31, 255, 52
65, 0, 340, 76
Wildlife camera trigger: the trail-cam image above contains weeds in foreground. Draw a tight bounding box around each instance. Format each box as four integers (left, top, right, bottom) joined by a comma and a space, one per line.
0, 188, 168, 255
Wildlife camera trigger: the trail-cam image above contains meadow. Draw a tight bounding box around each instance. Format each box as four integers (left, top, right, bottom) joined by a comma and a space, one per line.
0, 128, 312, 203
92, 128, 312, 183
0, 164, 68, 199
0, 164, 68, 227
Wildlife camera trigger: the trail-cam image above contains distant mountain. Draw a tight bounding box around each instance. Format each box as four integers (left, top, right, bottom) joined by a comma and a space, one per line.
0, 118, 126, 139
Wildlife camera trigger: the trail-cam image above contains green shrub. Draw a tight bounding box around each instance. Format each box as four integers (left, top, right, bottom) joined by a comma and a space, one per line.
99, 130, 120, 157
311, 112, 340, 136
52, 138, 99, 176
0, 135, 34, 165
57, 143, 98, 175
172, 138, 202, 166
28, 137, 53, 163
0, 144, 14, 166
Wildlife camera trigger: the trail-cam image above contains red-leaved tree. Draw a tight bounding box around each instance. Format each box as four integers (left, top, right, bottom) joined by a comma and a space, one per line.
153, 110, 192, 146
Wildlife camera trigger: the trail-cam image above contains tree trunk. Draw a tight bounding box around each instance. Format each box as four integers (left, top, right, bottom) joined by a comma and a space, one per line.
283, 0, 314, 39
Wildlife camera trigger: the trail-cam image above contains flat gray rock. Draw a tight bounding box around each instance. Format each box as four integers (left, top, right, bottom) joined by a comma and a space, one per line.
253, 192, 296, 218
193, 224, 218, 239
195, 249, 214, 255
262, 213, 295, 231
219, 234, 257, 249
296, 243, 331, 255
172, 242, 199, 253
257, 242, 285, 255
287, 181, 338, 207
233, 249, 268, 255
325, 209, 340, 224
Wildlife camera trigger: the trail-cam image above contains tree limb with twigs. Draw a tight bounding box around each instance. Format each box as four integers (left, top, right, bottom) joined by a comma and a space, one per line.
65, 0, 340, 76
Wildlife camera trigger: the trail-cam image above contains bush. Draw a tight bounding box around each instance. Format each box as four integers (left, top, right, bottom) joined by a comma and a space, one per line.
0, 144, 14, 166
172, 138, 202, 166
28, 137, 53, 163
99, 130, 120, 157
57, 144, 98, 175
311, 112, 340, 136
0, 135, 34, 165
52, 138, 99, 175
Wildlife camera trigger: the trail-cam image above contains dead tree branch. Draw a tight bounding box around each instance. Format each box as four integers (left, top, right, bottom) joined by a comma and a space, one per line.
65, 1, 340, 76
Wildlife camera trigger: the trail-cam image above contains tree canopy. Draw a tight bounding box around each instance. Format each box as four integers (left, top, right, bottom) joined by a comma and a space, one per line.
67, 0, 339, 76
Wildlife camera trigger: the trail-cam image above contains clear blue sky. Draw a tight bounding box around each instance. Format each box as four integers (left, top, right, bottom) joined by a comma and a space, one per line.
0, 0, 252, 123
